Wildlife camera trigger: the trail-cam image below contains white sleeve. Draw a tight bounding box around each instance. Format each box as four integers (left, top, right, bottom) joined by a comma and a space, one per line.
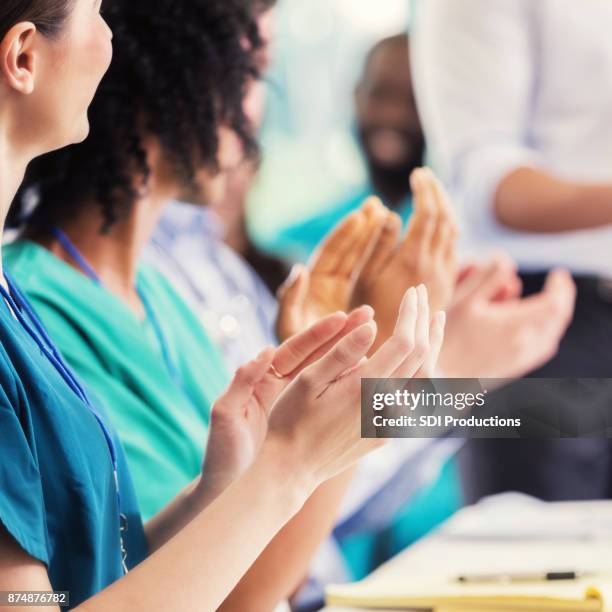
411, 0, 545, 227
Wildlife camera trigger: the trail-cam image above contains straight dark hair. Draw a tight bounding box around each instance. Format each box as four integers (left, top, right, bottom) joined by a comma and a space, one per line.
0, 0, 73, 40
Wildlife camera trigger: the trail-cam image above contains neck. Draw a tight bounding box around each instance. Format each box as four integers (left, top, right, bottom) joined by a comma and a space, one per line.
0, 120, 31, 287
44, 190, 170, 313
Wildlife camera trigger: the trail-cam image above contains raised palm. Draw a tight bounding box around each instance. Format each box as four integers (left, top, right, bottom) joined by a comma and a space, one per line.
201, 307, 374, 499
352, 168, 459, 346
276, 198, 388, 341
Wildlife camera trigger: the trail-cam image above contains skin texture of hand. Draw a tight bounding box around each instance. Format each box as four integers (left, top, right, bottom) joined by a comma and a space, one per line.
351, 167, 458, 349
200, 306, 374, 503
438, 254, 576, 379
276, 197, 388, 342
0, 290, 445, 612
266, 285, 447, 485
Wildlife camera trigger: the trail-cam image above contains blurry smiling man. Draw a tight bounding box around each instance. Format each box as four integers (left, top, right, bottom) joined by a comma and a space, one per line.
276, 33, 425, 261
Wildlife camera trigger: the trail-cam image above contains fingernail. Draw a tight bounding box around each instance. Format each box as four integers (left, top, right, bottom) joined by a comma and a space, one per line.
354, 321, 376, 344
437, 311, 447, 327
286, 264, 302, 286
358, 304, 375, 318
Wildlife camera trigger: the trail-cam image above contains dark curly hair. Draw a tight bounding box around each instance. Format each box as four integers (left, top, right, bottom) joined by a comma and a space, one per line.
11, 0, 263, 233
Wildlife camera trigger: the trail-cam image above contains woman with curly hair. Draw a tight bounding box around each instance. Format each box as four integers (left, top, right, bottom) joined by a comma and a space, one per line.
0, 0, 445, 609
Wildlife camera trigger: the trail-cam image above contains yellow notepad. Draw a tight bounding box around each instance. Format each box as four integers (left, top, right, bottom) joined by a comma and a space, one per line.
326, 577, 608, 611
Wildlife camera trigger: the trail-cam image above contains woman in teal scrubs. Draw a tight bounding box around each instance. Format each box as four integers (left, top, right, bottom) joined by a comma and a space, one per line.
0, 2, 443, 608
6, 0, 400, 607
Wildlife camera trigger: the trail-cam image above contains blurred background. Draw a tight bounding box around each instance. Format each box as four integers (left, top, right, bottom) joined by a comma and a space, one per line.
247, 0, 412, 252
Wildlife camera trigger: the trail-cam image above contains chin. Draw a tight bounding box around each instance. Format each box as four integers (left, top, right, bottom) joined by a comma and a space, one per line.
72, 119, 91, 144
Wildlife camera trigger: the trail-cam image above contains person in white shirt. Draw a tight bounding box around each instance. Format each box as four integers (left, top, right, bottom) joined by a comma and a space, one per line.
412, 0, 612, 502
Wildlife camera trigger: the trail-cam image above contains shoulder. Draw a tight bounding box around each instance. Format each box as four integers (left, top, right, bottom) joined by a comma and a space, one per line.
3, 241, 50, 289
4, 241, 83, 304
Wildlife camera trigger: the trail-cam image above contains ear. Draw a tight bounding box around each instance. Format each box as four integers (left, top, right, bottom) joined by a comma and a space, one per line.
0, 22, 38, 95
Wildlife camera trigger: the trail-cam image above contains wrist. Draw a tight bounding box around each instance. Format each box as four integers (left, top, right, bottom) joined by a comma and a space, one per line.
254, 438, 319, 512
189, 475, 217, 512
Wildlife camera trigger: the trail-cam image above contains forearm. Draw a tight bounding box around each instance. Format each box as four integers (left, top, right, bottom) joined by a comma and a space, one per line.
494, 167, 612, 232
218, 468, 355, 611
145, 476, 221, 553
78, 446, 313, 612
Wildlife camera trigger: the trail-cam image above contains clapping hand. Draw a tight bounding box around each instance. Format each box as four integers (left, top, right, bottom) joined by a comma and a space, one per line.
351, 168, 458, 348
276, 197, 388, 342
439, 254, 576, 378
201, 306, 374, 501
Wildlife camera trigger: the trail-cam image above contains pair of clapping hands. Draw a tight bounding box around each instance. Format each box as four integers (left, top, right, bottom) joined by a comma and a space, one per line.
199, 167, 453, 503
201, 167, 576, 501
276, 166, 576, 380
277, 167, 457, 348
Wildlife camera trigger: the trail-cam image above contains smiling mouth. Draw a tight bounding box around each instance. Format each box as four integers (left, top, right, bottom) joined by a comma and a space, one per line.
367, 129, 408, 164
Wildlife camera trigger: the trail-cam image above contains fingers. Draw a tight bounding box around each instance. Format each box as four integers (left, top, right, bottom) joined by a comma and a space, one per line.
221, 347, 276, 408
543, 268, 576, 305
309, 209, 363, 276
493, 272, 523, 302
423, 168, 449, 252
519, 268, 576, 327
361, 284, 431, 378
429, 169, 459, 253
336, 197, 388, 277
457, 263, 479, 286
276, 265, 310, 341
392, 285, 431, 378
414, 311, 446, 378
301, 320, 378, 392
294, 304, 375, 372
454, 252, 517, 305
356, 211, 402, 283
401, 168, 437, 263
273, 311, 348, 377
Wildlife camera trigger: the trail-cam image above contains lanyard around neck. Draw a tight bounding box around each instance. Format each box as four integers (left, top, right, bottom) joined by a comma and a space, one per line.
0, 274, 129, 573
52, 227, 181, 385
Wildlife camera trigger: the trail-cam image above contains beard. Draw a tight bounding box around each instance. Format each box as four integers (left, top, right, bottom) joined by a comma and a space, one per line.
358, 126, 425, 205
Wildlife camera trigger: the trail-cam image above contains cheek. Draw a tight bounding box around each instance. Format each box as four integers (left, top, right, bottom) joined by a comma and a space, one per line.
196, 170, 228, 206
78, 23, 113, 86
218, 128, 244, 171
243, 82, 266, 128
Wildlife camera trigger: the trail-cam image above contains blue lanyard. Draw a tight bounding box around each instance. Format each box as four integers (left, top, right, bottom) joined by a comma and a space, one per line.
0, 275, 129, 573
53, 227, 181, 385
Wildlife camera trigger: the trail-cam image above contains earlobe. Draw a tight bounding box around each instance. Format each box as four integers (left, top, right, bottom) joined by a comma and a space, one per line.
0, 22, 37, 95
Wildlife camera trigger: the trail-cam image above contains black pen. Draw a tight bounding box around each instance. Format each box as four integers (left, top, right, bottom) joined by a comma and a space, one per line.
457, 571, 590, 584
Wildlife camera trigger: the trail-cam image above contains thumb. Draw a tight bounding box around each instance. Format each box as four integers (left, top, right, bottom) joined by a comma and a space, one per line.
221, 347, 276, 406
541, 268, 576, 322
276, 265, 311, 340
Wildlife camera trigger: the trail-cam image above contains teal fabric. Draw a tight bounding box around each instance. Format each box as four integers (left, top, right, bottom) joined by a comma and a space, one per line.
5, 241, 230, 521
339, 458, 463, 580
0, 284, 147, 608
270, 187, 413, 262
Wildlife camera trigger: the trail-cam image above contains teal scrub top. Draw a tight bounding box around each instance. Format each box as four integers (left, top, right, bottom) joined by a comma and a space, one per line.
5, 241, 230, 521
0, 282, 147, 608
270, 187, 413, 262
